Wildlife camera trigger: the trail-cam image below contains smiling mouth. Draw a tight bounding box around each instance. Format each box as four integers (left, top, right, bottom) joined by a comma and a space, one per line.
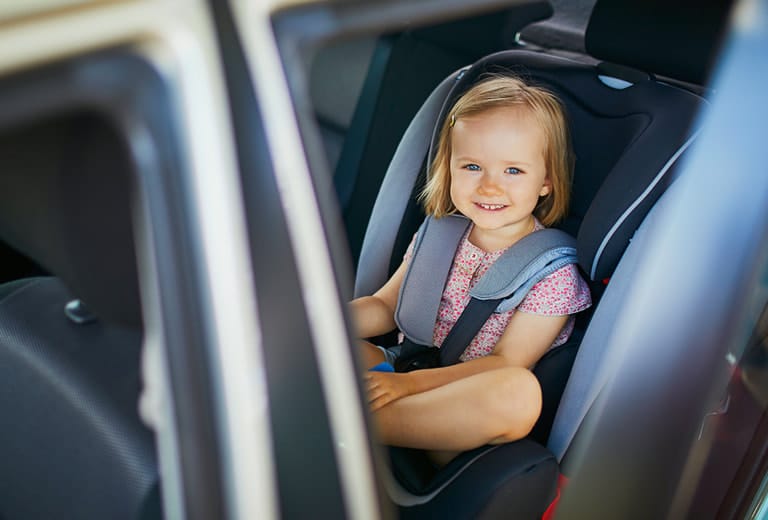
475, 202, 508, 211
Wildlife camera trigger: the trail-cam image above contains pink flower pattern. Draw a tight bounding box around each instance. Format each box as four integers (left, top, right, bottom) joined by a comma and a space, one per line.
403, 220, 591, 362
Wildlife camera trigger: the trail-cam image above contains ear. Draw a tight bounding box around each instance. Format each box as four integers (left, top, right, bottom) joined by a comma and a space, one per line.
539, 178, 552, 197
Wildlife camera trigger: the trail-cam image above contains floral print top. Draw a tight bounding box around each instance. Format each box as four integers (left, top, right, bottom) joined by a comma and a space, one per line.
403, 220, 592, 362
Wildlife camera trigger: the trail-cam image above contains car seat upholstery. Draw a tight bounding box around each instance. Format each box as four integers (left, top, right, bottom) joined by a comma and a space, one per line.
352, 0, 730, 516
0, 113, 159, 519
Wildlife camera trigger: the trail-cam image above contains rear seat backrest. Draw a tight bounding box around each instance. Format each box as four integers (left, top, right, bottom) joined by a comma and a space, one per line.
0, 109, 158, 518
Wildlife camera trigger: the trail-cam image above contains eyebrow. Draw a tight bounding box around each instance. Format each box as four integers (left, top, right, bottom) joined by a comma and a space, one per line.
452, 155, 534, 167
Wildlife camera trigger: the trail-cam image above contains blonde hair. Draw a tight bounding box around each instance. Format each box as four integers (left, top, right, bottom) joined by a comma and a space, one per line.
421, 74, 574, 227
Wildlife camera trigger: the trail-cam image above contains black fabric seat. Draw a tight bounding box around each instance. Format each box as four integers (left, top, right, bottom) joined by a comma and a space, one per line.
0, 277, 158, 519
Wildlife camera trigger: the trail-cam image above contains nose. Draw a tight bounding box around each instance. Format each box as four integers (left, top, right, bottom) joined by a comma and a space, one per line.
477, 172, 502, 196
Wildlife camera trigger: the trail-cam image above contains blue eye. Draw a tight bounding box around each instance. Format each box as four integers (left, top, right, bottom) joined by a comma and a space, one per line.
463, 163, 480, 171
505, 167, 522, 175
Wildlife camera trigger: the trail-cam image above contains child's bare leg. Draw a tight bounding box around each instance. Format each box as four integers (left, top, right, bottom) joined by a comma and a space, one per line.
359, 340, 386, 369
370, 366, 541, 451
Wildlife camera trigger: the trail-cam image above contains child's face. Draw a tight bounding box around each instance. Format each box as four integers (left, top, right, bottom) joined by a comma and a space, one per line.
449, 105, 550, 247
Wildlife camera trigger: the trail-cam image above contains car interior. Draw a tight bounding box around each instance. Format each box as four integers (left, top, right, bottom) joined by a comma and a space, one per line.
305, 0, 733, 516
0, 0, 753, 519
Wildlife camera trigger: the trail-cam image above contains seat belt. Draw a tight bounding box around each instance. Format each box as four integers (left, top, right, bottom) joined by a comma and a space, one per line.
393, 215, 577, 372
438, 298, 502, 366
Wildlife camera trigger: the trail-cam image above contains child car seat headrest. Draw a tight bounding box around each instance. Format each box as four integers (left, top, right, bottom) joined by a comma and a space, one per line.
423, 50, 703, 281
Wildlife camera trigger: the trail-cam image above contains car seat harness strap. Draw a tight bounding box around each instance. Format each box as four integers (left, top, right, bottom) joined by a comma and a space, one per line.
393, 215, 577, 372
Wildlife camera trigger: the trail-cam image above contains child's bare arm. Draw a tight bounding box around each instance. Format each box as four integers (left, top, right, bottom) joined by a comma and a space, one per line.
491, 311, 569, 368
367, 311, 568, 409
350, 260, 408, 339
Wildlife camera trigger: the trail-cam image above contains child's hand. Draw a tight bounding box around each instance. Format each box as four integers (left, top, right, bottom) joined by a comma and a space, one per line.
365, 371, 413, 411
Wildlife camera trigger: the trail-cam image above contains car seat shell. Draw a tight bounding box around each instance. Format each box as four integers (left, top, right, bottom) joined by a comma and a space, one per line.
354, 35, 707, 520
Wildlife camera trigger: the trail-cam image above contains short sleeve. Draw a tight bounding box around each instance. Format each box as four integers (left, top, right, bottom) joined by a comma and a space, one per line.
517, 263, 591, 316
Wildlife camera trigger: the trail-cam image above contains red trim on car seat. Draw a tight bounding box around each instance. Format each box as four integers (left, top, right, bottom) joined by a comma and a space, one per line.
542, 474, 569, 520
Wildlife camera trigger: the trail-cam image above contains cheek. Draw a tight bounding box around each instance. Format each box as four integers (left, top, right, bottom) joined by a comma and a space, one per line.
448, 174, 468, 205
448, 177, 459, 201
448, 170, 459, 191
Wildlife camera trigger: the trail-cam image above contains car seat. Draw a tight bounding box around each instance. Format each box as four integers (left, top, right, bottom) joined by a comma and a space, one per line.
353, 0, 731, 517
0, 110, 159, 519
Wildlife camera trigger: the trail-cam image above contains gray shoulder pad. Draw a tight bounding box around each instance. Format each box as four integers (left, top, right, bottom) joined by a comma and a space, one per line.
353, 68, 467, 298
395, 215, 470, 346
470, 229, 578, 312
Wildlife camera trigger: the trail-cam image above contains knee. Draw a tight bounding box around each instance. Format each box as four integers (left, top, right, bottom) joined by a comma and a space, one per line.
489, 368, 542, 443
